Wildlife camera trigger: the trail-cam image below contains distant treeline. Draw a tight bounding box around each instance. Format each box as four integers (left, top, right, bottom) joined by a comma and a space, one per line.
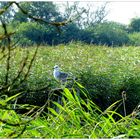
1, 2, 140, 47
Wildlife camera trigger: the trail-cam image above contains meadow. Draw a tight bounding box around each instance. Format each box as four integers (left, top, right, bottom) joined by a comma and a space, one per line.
0, 42, 140, 138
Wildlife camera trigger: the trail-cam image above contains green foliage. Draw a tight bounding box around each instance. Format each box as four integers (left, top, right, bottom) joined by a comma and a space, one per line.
14, 22, 55, 46
0, 2, 15, 23
0, 43, 140, 114
56, 23, 83, 44
12, 22, 83, 46
1, 2, 140, 138
13, 21, 130, 47
2, 2, 140, 47
30, 44, 140, 113
128, 32, 140, 46
18, 22, 41, 46
0, 87, 140, 138
87, 22, 129, 46
1, 1, 132, 47
0, 42, 140, 138
129, 17, 140, 32
14, 2, 61, 22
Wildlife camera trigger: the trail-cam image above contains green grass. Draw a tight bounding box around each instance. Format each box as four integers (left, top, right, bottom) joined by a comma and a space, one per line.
0, 87, 140, 138
12, 43, 140, 111
0, 42, 140, 138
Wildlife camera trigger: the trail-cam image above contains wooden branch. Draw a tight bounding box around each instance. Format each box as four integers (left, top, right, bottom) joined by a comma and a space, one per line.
1, 21, 11, 85
0, 32, 15, 40
14, 2, 85, 28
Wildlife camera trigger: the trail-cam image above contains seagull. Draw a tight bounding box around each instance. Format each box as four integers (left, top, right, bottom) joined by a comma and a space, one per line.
53, 65, 72, 83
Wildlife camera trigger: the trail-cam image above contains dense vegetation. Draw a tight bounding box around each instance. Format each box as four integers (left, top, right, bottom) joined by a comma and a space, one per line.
0, 43, 140, 112
0, 43, 140, 138
0, 87, 140, 138
0, 2, 140, 138
1, 2, 140, 47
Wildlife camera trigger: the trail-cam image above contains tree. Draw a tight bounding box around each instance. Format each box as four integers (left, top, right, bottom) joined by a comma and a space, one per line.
129, 17, 140, 32
0, 2, 15, 23
14, 22, 60, 46
87, 21, 129, 46
12, 2, 80, 45
61, 2, 109, 29
14, 2, 62, 23
55, 23, 81, 44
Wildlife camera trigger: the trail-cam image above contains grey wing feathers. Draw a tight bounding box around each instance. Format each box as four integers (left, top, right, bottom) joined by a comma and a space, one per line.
59, 72, 68, 79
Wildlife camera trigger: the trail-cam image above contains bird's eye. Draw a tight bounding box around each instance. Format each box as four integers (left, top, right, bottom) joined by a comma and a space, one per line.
54, 66, 58, 69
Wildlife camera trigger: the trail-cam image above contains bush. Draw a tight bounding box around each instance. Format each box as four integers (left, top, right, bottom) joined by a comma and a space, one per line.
14, 22, 58, 46
128, 32, 140, 46
87, 22, 129, 46
13, 22, 85, 46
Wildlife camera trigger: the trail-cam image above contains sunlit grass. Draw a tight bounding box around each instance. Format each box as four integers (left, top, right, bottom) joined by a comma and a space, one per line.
0, 86, 140, 138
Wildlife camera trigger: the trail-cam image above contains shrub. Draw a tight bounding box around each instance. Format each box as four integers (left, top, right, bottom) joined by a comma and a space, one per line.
128, 32, 140, 46
87, 22, 129, 46
14, 22, 58, 46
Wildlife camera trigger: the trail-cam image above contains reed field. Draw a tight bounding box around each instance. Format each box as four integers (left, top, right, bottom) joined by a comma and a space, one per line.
0, 42, 140, 138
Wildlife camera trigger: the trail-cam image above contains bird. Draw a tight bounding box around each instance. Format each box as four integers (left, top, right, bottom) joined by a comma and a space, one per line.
53, 65, 69, 83
53, 65, 76, 86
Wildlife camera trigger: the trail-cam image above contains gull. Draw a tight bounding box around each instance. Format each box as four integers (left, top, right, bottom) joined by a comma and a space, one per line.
53, 65, 72, 84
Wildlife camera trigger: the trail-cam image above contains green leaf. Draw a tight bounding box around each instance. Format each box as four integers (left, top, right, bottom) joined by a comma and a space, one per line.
48, 107, 59, 116
5, 92, 23, 103
75, 82, 84, 88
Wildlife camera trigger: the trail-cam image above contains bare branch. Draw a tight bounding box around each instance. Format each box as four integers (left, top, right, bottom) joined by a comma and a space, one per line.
19, 45, 39, 85
1, 20, 11, 85
10, 51, 29, 86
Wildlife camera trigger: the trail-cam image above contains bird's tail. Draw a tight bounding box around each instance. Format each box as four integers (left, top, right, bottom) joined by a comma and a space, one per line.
68, 72, 77, 81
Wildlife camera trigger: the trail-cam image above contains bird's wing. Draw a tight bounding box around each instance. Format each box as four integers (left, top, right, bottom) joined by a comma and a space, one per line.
59, 72, 68, 79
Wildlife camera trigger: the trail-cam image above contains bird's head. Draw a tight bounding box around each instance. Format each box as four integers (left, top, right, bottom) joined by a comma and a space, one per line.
53, 65, 60, 71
